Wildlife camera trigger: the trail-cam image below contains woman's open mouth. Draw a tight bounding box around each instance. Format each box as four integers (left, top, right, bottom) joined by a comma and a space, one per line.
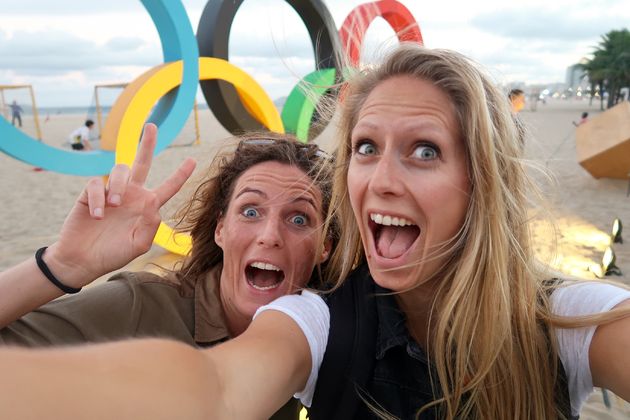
245, 262, 285, 291
370, 213, 420, 259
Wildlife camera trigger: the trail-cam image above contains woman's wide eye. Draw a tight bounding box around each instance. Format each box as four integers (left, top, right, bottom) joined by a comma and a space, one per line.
242, 207, 259, 218
413, 144, 438, 160
290, 214, 308, 226
356, 142, 376, 156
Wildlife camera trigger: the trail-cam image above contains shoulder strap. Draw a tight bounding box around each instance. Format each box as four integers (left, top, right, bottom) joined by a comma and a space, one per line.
541, 278, 574, 419
308, 263, 378, 420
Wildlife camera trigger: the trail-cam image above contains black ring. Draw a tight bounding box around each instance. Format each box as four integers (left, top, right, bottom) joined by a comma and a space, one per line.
196, 0, 341, 135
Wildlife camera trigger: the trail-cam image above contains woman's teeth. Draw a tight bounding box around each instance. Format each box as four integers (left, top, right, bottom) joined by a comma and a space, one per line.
247, 262, 284, 291
250, 262, 281, 271
248, 282, 280, 291
370, 213, 421, 259
370, 213, 415, 227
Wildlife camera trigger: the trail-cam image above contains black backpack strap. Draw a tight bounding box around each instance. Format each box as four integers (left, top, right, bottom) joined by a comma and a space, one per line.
542, 278, 574, 419
308, 263, 378, 420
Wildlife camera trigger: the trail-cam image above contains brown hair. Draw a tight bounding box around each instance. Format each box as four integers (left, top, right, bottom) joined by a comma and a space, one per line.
172, 131, 335, 291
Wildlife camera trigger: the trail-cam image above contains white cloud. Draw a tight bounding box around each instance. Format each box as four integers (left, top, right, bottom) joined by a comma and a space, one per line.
470, 6, 630, 41
0, 0, 628, 106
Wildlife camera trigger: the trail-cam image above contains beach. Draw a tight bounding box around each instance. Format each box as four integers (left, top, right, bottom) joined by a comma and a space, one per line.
1, 99, 629, 417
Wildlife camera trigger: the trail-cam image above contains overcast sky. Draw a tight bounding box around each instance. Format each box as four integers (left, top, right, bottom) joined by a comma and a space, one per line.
1, 0, 628, 107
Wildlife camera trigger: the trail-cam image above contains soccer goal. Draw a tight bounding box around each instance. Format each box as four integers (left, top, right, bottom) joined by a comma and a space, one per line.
0, 84, 42, 140
87, 83, 128, 140
88, 83, 201, 147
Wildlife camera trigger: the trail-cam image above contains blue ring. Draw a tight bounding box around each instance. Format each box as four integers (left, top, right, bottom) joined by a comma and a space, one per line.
0, 0, 198, 176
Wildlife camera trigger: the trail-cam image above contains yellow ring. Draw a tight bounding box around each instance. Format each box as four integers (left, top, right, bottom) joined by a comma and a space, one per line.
113, 57, 284, 255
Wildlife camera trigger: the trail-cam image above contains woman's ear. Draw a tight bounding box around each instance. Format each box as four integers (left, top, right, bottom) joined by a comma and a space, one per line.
320, 238, 332, 263
214, 217, 225, 249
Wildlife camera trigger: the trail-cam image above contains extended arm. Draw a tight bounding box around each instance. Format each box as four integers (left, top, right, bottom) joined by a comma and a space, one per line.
0, 309, 313, 419
589, 299, 630, 401
0, 124, 196, 327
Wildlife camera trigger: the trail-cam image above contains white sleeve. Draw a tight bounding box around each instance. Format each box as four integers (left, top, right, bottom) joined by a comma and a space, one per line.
253, 290, 330, 407
551, 282, 630, 416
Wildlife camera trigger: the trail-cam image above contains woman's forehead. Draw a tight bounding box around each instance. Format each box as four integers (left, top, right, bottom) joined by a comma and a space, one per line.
351, 76, 461, 141
232, 161, 323, 205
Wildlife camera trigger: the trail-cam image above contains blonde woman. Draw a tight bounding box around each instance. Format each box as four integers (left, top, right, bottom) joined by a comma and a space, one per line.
1, 45, 629, 420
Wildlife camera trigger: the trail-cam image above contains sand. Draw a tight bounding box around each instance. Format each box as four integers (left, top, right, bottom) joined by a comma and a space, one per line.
1, 99, 629, 417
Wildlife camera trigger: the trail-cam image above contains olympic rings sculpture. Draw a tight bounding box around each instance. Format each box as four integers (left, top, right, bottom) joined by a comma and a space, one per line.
0, 0, 422, 255
196, 0, 342, 134
0, 0, 198, 176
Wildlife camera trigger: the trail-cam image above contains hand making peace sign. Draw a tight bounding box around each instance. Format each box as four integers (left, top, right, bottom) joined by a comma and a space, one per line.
45, 123, 196, 288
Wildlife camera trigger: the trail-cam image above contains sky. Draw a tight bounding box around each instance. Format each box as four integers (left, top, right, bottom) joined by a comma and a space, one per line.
0, 0, 629, 107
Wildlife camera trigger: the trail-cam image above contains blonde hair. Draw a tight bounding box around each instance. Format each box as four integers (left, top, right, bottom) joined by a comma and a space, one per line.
324, 44, 630, 419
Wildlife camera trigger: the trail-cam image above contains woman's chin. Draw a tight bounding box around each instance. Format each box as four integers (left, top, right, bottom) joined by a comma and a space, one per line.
369, 267, 416, 292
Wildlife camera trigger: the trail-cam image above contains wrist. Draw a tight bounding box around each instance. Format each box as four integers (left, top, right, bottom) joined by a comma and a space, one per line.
35, 247, 82, 294
42, 243, 92, 289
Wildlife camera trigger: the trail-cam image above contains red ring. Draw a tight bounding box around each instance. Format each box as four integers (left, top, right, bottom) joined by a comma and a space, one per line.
340, 0, 423, 66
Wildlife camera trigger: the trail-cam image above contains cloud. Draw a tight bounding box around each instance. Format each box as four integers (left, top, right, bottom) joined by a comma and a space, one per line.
471, 7, 630, 41
230, 55, 316, 99
228, 33, 315, 59
104, 36, 145, 51
475, 40, 585, 84
0, 0, 144, 15
0, 29, 160, 74
5, 0, 627, 107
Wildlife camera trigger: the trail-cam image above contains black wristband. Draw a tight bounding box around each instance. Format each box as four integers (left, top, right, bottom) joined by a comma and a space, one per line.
35, 247, 82, 294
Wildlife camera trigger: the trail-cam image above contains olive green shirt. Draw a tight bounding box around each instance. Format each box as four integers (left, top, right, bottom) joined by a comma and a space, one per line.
1, 266, 301, 419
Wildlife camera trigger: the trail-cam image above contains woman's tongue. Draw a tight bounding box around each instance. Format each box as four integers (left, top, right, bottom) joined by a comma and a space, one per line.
376, 225, 418, 259
248, 267, 282, 289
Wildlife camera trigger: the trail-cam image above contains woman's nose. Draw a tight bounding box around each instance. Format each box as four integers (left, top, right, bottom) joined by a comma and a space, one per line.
257, 217, 284, 248
369, 154, 405, 197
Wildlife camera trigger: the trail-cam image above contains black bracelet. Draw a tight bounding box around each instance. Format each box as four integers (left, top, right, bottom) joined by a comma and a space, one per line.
35, 247, 82, 294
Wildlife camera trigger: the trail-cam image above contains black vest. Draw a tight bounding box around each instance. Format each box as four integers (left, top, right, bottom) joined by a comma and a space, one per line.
308, 263, 574, 419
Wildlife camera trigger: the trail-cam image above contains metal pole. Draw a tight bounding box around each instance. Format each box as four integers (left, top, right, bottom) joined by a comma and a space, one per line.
94, 86, 103, 137
193, 98, 200, 145
0, 89, 8, 120
29, 85, 43, 141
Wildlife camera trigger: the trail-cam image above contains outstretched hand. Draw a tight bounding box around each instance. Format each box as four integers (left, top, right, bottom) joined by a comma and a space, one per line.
46, 123, 196, 287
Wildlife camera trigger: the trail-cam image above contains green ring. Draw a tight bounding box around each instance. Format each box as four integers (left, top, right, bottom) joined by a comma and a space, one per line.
281, 68, 337, 142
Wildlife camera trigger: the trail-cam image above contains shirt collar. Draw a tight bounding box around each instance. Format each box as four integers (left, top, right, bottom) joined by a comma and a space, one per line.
374, 284, 428, 362
193, 264, 231, 345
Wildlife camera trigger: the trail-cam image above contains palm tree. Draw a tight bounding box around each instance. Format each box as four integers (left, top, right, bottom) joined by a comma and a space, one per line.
581, 29, 630, 109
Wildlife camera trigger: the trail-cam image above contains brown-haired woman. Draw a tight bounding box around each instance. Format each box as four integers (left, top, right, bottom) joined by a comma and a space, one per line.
0, 123, 333, 420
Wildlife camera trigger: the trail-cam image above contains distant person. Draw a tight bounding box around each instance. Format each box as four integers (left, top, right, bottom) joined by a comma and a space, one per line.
509, 88, 525, 113
68, 119, 94, 151
573, 112, 589, 127
9, 100, 23, 127
508, 89, 526, 148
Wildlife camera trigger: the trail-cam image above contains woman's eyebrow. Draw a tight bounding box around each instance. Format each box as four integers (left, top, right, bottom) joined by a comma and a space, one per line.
236, 188, 318, 211
291, 196, 318, 211
235, 188, 266, 200
352, 120, 378, 133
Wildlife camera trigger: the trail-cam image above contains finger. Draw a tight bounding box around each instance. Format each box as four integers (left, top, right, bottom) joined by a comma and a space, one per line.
130, 123, 157, 185
133, 196, 163, 254
105, 164, 131, 206
85, 177, 106, 219
154, 158, 197, 207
